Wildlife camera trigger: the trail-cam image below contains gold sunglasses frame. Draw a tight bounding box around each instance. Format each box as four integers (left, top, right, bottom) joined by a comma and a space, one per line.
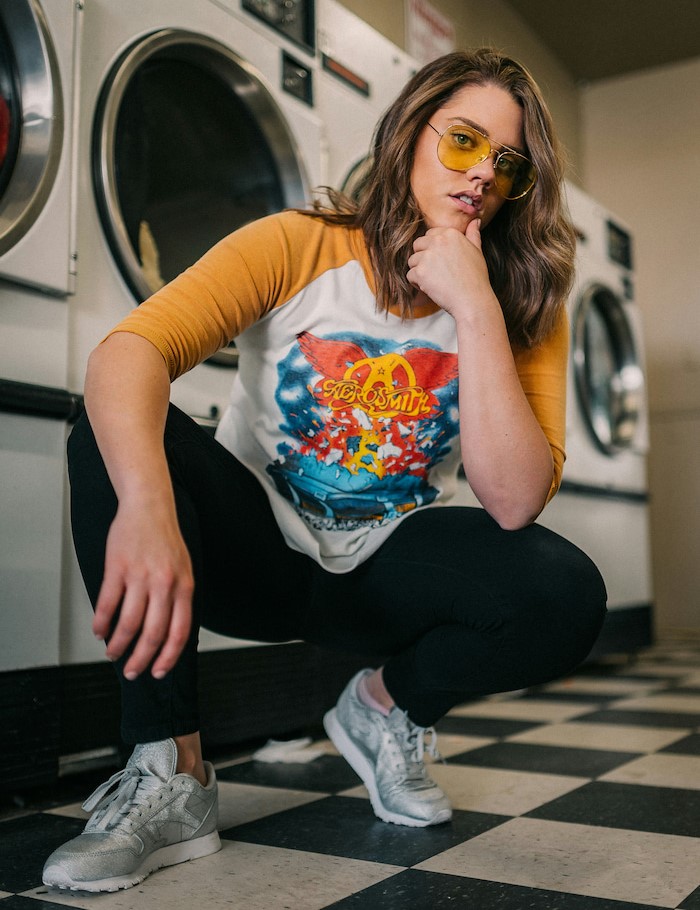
427, 122, 537, 200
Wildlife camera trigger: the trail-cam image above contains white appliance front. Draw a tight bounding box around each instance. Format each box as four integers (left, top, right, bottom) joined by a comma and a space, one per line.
561, 179, 649, 496
544, 182, 653, 616
69, 0, 324, 423
0, 0, 81, 296
60, 0, 324, 666
454, 182, 653, 620
0, 0, 81, 673
315, 0, 416, 194
0, 411, 65, 671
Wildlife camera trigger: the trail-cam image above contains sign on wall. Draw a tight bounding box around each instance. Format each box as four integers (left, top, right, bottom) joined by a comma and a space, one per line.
405, 0, 456, 65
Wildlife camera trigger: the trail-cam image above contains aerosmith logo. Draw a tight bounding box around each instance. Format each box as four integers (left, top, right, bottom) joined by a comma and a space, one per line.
299, 332, 457, 419
267, 331, 460, 529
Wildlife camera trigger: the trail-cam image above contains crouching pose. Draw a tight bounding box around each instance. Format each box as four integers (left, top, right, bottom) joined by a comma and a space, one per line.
43, 48, 606, 892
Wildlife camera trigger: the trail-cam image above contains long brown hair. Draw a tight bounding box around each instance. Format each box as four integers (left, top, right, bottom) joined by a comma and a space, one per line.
302, 48, 576, 348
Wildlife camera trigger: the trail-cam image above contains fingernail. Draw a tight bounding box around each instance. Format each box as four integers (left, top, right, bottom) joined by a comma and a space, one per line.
152, 669, 166, 680
124, 670, 138, 681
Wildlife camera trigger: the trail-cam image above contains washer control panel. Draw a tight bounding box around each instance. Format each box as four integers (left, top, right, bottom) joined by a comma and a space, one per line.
242, 0, 315, 50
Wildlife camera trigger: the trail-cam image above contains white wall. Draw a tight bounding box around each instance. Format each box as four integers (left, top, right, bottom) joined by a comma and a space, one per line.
581, 57, 700, 633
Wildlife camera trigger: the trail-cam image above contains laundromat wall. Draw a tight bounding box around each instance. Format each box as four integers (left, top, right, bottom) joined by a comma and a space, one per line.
2, 0, 690, 792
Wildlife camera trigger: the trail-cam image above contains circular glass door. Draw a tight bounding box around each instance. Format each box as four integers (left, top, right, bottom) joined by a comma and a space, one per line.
341, 155, 372, 202
572, 283, 645, 454
0, 24, 20, 198
0, 0, 63, 256
93, 29, 309, 365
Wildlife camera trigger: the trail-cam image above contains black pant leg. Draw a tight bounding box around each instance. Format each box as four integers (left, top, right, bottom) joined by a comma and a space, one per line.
67, 406, 209, 741
303, 507, 607, 727
66, 404, 313, 743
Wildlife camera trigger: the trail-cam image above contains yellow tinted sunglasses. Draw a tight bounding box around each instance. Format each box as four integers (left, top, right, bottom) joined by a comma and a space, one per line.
428, 122, 537, 200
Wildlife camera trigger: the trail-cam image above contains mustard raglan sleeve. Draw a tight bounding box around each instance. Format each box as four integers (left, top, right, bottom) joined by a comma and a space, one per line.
101, 213, 301, 379
513, 307, 569, 503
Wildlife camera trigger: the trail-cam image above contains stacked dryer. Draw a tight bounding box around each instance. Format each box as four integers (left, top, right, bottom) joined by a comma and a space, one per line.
1, 0, 327, 784
315, 0, 416, 196
0, 0, 83, 681
541, 181, 654, 651
69, 0, 324, 424
61, 0, 326, 668
455, 181, 653, 652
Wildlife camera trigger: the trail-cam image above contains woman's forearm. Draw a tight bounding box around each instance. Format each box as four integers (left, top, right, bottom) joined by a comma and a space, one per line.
455, 303, 554, 529
83, 331, 195, 678
84, 332, 175, 508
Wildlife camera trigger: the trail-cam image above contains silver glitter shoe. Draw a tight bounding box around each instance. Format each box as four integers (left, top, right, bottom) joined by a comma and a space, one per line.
42, 739, 220, 892
324, 669, 452, 827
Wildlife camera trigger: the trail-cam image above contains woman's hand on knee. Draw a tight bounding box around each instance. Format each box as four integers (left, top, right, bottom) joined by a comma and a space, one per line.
93, 502, 194, 680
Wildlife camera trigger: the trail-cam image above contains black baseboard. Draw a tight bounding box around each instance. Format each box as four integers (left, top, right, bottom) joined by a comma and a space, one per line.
0, 643, 375, 797
196, 643, 375, 746
1, 667, 61, 792
1, 604, 653, 796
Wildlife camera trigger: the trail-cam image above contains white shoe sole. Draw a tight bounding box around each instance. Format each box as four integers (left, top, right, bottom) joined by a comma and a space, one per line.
323, 708, 452, 828
43, 830, 221, 892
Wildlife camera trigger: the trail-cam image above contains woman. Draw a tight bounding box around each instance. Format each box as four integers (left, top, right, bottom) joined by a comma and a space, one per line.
43, 48, 606, 891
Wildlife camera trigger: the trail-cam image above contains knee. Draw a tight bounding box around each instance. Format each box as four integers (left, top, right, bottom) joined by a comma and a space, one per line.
507, 533, 608, 673
530, 524, 608, 615
547, 547, 608, 673
560, 540, 608, 629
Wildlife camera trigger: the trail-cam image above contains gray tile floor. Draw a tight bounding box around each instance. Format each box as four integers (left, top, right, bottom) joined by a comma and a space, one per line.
2, 637, 699, 909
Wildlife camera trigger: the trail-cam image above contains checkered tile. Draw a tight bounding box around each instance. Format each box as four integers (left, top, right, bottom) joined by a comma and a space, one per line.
2, 637, 700, 909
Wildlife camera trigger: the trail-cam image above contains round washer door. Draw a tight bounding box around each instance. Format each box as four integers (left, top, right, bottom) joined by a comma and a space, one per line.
93, 29, 309, 365
341, 154, 372, 202
0, 0, 63, 256
572, 283, 645, 455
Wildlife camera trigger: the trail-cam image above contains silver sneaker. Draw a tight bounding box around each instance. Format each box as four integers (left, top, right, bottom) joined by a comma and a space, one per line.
324, 669, 452, 827
42, 739, 220, 892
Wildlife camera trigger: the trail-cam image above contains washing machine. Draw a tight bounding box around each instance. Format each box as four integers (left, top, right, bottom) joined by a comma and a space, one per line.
68, 0, 324, 424
0, 0, 82, 385
455, 181, 654, 654
51, 0, 326, 673
543, 180, 654, 650
0, 0, 83, 688
0, 0, 81, 297
2, 0, 323, 672
315, 0, 416, 196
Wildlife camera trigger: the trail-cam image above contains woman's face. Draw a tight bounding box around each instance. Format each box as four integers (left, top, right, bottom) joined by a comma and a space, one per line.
410, 82, 525, 231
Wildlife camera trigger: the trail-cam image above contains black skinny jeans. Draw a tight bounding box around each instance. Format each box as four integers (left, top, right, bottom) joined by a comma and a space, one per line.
67, 404, 607, 742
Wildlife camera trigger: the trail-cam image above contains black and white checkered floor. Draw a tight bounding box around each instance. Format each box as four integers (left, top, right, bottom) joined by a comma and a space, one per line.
2, 637, 700, 909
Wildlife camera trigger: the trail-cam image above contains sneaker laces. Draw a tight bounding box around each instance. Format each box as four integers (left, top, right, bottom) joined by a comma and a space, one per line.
81, 766, 167, 833
388, 712, 442, 788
